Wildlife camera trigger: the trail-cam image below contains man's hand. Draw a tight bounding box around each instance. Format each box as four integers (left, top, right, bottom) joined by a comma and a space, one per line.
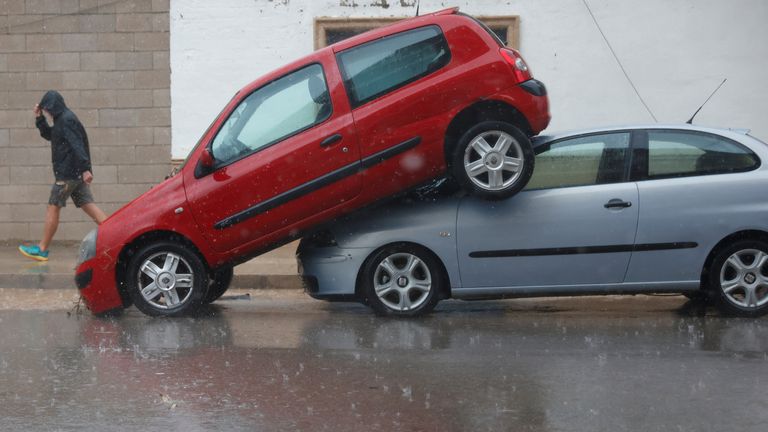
82, 170, 94, 185
33, 104, 41, 117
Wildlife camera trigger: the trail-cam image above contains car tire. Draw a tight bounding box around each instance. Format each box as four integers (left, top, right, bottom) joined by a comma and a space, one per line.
682, 290, 707, 300
451, 121, 534, 200
360, 243, 445, 317
126, 241, 209, 317
204, 266, 234, 304
708, 239, 768, 317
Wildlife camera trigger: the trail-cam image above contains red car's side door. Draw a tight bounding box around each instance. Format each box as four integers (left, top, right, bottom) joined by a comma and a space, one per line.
184, 55, 360, 254
334, 24, 466, 200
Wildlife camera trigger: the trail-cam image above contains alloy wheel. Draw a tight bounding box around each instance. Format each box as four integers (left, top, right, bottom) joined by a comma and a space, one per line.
136, 252, 195, 310
373, 252, 432, 312
463, 130, 524, 191
719, 248, 768, 309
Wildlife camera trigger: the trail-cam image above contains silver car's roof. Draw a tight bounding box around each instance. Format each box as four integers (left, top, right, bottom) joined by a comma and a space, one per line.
533, 123, 753, 147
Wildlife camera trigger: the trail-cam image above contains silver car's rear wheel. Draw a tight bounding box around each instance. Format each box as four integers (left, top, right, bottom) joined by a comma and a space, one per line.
361, 244, 445, 316
719, 249, 768, 309
710, 240, 768, 317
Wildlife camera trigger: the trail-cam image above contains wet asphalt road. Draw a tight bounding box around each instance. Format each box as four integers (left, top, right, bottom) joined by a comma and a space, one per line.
0, 290, 766, 432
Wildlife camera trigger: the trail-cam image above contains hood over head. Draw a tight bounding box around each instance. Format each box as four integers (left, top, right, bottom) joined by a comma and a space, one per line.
39, 90, 67, 118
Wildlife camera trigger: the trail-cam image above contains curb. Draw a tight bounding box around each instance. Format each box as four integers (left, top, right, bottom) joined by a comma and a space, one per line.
0, 274, 303, 290
232, 274, 303, 290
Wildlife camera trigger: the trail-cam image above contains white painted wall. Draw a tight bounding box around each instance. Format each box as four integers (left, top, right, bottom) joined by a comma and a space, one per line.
170, 0, 768, 159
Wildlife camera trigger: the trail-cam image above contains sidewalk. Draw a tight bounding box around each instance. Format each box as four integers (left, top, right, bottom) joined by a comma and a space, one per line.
0, 241, 302, 290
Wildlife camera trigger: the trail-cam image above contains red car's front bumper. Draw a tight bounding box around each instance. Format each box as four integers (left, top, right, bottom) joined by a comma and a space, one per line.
75, 251, 124, 314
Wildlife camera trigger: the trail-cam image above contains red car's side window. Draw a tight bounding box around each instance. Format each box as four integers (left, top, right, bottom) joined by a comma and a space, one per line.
336, 25, 451, 108
210, 64, 332, 166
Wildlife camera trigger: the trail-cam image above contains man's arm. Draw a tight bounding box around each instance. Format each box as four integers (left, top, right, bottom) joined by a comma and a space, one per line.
34, 104, 52, 141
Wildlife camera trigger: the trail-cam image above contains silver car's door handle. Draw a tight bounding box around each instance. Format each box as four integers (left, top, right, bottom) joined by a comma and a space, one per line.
604, 199, 632, 209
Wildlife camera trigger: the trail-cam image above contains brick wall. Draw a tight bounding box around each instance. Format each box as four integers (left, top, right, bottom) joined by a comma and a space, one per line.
0, 0, 170, 242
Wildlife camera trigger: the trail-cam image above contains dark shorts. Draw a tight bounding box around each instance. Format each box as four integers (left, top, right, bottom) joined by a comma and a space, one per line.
49, 180, 94, 208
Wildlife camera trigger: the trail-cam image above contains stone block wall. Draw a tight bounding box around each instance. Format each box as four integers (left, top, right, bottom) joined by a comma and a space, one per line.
0, 0, 171, 242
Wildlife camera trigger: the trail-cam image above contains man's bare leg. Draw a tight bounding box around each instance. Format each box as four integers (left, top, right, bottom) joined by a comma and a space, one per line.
81, 203, 107, 225
38, 205, 61, 252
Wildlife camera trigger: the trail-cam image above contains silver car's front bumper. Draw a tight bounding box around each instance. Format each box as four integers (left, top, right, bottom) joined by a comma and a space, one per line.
297, 245, 374, 300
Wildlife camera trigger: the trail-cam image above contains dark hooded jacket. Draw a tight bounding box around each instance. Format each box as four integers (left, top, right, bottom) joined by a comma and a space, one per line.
35, 90, 92, 181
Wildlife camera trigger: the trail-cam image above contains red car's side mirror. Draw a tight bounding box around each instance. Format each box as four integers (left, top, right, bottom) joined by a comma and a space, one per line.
194, 147, 216, 178
200, 147, 215, 168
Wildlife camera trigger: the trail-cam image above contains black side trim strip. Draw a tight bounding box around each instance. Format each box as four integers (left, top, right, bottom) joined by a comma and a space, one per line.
469, 242, 698, 258
214, 163, 359, 229
632, 242, 698, 252
214, 136, 420, 230
360, 137, 421, 169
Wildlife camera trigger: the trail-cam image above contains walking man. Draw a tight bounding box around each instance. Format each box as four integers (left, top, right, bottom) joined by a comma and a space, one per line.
18, 90, 107, 262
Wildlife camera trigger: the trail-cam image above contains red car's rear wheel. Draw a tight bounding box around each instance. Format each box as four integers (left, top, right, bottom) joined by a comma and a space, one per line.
452, 121, 534, 200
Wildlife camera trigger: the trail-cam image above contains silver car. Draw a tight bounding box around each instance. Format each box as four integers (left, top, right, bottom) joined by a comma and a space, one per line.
298, 124, 768, 317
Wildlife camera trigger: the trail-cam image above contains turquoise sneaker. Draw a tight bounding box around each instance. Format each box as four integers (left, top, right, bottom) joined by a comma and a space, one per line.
19, 244, 49, 262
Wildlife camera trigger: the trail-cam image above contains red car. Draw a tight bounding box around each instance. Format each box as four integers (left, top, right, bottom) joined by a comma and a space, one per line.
75, 7, 550, 316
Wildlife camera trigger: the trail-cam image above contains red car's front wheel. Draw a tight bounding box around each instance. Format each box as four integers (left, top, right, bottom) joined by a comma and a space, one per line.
126, 242, 209, 316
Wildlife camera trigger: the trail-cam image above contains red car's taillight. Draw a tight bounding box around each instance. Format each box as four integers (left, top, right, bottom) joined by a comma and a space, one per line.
500, 48, 533, 83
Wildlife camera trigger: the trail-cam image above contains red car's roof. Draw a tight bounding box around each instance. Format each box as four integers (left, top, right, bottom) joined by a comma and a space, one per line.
330, 7, 460, 53
236, 7, 460, 98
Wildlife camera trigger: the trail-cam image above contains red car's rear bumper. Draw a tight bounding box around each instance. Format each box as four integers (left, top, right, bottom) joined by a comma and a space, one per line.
75, 252, 124, 314
517, 79, 551, 134
497, 79, 551, 135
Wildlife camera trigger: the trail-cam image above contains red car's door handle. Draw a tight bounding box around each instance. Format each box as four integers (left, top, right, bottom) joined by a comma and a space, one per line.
320, 134, 342, 147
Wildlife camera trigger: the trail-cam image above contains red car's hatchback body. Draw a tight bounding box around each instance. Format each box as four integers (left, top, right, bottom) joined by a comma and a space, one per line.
75, 8, 550, 315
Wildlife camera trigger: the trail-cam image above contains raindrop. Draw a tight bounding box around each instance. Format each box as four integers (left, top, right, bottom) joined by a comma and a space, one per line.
597, 353, 607, 367
401, 386, 413, 402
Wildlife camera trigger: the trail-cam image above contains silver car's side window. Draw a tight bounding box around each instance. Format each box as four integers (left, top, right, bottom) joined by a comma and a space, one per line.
648, 131, 759, 179
526, 133, 630, 190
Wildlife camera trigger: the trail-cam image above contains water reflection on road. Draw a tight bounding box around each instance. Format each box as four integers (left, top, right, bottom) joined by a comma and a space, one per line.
0, 295, 766, 431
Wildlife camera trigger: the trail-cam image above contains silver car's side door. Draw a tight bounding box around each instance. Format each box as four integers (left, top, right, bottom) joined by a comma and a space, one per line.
624, 129, 764, 285
456, 132, 639, 289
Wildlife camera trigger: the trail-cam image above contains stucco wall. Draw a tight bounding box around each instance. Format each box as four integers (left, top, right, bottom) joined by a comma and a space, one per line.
170, 0, 768, 160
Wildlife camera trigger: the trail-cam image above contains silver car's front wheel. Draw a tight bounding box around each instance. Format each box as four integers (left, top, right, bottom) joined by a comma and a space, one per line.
374, 252, 432, 312
361, 244, 445, 316
126, 241, 208, 317
710, 240, 768, 317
